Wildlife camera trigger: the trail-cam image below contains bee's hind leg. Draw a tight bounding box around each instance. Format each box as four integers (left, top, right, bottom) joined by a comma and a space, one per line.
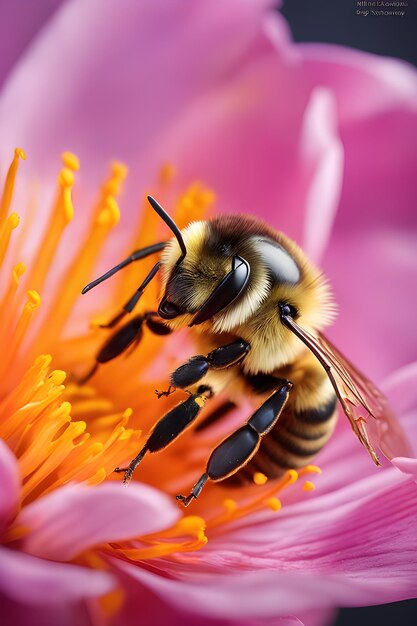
176, 381, 292, 506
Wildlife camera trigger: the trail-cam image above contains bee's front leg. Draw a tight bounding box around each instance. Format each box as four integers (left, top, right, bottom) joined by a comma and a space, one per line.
78, 312, 172, 384
176, 381, 292, 506
166, 339, 250, 391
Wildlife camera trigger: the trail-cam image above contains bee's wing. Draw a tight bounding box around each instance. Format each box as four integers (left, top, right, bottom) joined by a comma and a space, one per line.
282, 315, 412, 463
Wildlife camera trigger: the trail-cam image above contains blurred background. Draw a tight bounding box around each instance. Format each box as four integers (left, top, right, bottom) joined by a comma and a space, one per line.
282, 0, 417, 64
281, 4, 417, 625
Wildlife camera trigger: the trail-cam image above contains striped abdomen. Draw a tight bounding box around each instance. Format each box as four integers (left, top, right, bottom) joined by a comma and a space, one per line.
234, 394, 338, 483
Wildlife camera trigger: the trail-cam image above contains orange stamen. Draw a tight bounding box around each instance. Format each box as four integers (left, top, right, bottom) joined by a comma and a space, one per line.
0, 262, 26, 333
0, 211, 20, 266
26, 164, 75, 293
32, 194, 120, 348
0, 291, 41, 384
0, 148, 25, 226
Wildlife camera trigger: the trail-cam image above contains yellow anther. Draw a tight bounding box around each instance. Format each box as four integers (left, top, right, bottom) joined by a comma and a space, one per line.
223, 498, 238, 513
0, 148, 25, 225
178, 195, 195, 212
59, 168, 74, 188
303, 481, 316, 492
8, 212, 20, 229
159, 163, 176, 185
303, 465, 322, 475
194, 395, 206, 408
34, 354, 53, 368
123, 408, 133, 419
61, 152, 80, 171
200, 189, 216, 205
89, 467, 107, 485
120, 428, 142, 441
13, 262, 26, 282
111, 161, 128, 181
60, 401, 72, 415
72, 421, 87, 436
0, 213, 21, 265
26, 290, 41, 308
287, 469, 299, 483
177, 515, 206, 535
15, 148, 26, 160
48, 370, 67, 386
198, 530, 208, 545
267, 497, 282, 512
253, 472, 268, 486
90, 442, 104, 455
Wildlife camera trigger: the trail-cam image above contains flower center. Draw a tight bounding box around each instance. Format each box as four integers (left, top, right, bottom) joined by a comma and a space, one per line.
0, 149, 322, 568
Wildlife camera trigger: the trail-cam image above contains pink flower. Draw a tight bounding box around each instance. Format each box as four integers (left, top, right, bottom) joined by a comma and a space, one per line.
0, 440, 179, 622
0, 1, 416, 626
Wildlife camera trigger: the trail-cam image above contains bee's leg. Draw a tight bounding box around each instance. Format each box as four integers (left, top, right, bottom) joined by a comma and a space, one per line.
176, 381, 292, 506
78, 312, 172, 383
114, 392, 209, 483
168, 339, 250, 391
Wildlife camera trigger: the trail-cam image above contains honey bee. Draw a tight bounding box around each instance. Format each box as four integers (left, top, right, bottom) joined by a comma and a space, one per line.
82, 196, 410, 506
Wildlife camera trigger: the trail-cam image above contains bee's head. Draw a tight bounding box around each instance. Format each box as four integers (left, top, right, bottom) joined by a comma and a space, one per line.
158, 213, 335, 341
158, 221, 251, 328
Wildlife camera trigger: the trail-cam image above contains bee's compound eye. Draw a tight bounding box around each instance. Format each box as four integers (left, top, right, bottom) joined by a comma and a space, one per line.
279, 302, 299, 319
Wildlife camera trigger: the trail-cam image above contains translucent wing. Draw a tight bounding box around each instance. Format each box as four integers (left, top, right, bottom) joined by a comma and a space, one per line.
281, 314, 412, 464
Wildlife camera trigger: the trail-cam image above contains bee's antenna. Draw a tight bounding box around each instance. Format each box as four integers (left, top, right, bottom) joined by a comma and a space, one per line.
147, 195, 187, 264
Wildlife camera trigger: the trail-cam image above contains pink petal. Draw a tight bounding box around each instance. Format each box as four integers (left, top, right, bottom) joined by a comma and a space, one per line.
0, 0, 338, 263
110, 560, 383, 619
19, 482, 179, 561
0, 545, 114, 604
392, 457, 417, 482
110, 563, 302, 626
0, 0, 64, 88
117, 471, 417, 619
322, 111, 417, 381
324, 224, 417, 381
0, 594, 91, 626
310, 49, 417, 381
157, 51, 308, 240
382, 361, 417, 428
382, 361, 417, 480
299, 43, 417, 124
297, 42, 417, 381
299, 87, 343, 263
0, 0, 286, 190
0, 440, 20, 529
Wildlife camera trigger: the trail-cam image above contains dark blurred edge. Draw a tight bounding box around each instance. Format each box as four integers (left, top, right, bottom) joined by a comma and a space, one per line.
281, 0, 417, 66
280, 1, 417, 625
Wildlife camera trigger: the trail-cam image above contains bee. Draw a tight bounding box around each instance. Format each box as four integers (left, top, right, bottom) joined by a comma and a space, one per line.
81, 196, 410, 506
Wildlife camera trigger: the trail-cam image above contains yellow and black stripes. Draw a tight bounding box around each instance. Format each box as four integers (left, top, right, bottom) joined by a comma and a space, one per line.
235, 394, 337, 482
